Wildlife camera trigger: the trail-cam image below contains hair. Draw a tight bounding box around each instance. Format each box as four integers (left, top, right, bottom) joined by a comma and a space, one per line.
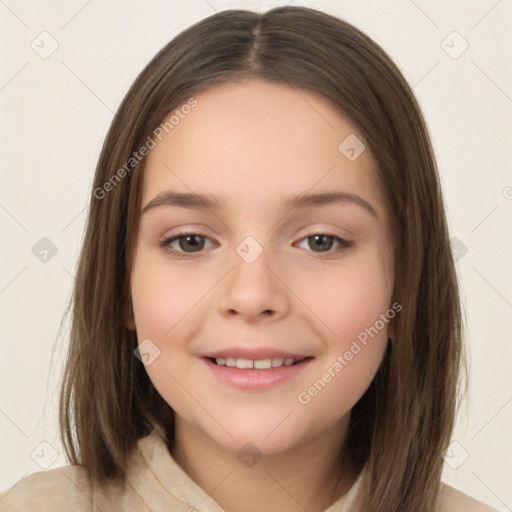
57, 6, 465, 511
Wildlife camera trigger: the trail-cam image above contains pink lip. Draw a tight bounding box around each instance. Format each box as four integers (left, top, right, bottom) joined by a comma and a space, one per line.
202, 356, 314, 390
202, 347, 310, 360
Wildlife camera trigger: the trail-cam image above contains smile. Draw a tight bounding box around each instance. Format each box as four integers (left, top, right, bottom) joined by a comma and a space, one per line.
202, 356, 314, 390
210, 356, 308, 369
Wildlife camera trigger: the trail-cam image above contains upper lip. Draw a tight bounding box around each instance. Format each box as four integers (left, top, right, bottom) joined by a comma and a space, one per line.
202, 347, 312, 360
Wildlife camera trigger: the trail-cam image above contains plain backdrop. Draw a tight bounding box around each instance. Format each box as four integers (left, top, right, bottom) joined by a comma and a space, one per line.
1, 0, 511, 510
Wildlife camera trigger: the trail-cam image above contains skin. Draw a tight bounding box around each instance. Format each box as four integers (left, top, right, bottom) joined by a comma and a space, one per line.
127, 80, 395, 512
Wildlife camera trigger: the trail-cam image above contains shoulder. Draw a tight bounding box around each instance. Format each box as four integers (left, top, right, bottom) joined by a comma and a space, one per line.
438, 482, 499, 512
0, 464, 95, 511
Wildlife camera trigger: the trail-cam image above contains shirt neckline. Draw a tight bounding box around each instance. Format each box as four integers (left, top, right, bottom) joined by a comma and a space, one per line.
129, 427, 365, 511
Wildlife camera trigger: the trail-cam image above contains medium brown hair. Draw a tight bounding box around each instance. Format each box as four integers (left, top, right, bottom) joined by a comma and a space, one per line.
58, 6, 464, 511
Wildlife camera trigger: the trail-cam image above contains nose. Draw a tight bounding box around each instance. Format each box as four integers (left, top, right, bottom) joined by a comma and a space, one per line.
217, 244, 290, 323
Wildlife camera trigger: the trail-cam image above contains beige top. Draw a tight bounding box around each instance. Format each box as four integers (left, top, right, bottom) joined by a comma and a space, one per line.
0, 428, 498, 512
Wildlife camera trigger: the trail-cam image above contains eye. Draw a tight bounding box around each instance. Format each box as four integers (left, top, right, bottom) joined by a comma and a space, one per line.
159, 232, 352, 259
160, 233, 215, 258
296, 234, 352, 255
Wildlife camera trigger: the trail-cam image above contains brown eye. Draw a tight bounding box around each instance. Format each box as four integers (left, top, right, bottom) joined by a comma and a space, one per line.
307, 235, 335, 252
296, 234, 352, 255
160, 233, 215, 256
177, 234, 205, 252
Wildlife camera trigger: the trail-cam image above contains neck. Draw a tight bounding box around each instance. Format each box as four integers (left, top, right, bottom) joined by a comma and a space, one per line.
169, 415, 358, 512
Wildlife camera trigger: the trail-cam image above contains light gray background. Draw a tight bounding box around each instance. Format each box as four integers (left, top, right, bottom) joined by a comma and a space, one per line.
1, 0, 511, 509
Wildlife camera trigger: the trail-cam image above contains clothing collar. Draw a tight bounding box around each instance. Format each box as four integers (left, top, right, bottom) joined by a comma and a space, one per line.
128, 427, 365, 512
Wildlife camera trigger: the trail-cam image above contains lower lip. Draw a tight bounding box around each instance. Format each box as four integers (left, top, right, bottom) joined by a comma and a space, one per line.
202, 357, 314, 390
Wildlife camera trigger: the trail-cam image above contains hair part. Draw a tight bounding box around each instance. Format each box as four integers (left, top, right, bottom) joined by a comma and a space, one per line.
58, 7, 465, 511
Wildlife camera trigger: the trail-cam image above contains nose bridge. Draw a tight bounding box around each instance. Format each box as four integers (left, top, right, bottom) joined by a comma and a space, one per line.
217, 234, 289, 321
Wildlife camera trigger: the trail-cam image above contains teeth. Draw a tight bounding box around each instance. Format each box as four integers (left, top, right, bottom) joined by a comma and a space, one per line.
235, 358, 253, 369
271, 357, 284, 367
214, 356, 302, 369
254, 359, 271, 369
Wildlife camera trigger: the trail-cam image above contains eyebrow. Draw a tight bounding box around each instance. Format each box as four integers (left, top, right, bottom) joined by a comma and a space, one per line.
141, 189, 378, 218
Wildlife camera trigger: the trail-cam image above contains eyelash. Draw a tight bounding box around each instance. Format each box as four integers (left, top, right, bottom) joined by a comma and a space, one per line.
158, 231, 353, 260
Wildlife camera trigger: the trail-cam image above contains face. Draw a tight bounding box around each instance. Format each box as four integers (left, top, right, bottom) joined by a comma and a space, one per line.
128, 80, 395, 456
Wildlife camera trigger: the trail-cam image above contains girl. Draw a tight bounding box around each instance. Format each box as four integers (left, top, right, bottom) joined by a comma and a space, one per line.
0, 6, 498, 512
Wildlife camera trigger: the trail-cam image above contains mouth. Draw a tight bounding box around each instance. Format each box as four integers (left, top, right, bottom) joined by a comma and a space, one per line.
202, 355, 314, 390
205, 356, 313, 370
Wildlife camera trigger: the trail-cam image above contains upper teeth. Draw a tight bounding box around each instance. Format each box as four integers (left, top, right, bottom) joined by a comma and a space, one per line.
215, 357, 298, 369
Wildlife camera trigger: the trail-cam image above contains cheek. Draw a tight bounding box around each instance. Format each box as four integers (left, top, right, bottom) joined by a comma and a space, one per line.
293, 256, 391, 413
129, 255, 204, 411
129, 253, 219, 395
130, 255, 207, 341
296, 341, 387, 430
296, 255, 392, 343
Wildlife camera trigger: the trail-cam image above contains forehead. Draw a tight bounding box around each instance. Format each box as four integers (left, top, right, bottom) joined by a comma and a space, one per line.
141, 80, 385, 220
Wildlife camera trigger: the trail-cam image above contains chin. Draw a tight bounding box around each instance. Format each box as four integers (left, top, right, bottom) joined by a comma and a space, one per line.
195, 412, 313, 457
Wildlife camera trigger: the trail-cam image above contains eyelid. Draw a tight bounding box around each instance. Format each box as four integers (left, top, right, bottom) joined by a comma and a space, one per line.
294, 223, 354, 240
